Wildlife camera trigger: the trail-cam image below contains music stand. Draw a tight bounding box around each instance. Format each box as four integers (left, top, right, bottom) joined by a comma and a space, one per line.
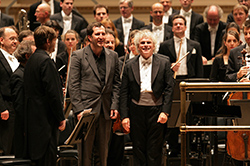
229, 99, 250, 125
65, 111, 96, 145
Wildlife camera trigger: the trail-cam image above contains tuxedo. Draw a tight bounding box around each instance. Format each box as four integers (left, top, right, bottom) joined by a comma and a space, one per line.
194, 21, 227, 61
10, 65, 26, 158
0, 13, 14, 28
113, 16, 145, 44
141, 23, 173, 41
28, 0, 61, 31
158, 38, 203, 78
225, 44, 246, 81
68, 45, 120, 166
168, 11, 204, 40
120, 54, 174, 165
0, 50, 16, 155
50, 12, 88, 38
24, 49, 65, 163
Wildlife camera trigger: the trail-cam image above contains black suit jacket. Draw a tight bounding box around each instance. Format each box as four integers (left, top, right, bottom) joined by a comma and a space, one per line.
28, 0, 61, 31
225, 44, 246, 81
10, 65, 26, 158
0, 51, 14, 113
0, 13, 14, 28
50, 12, 88, 38
119, 54, 174, 119
168, 11, 204, 40
158, 38, 203, 78
113, 16, 145, 44
24, 49, 65, 160
194, 21, 227, 60
141, 23, 173, 41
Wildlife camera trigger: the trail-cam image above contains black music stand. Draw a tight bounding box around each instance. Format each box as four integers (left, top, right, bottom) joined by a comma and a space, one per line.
65, 111, 96, 166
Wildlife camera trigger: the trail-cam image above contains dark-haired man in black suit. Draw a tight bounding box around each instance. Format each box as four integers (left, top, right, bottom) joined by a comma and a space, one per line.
168, 0, 203, 40
50, 0, 88, 38
194, 5, 227, 63
142, 2, 173, 44
113, 0, 145, 46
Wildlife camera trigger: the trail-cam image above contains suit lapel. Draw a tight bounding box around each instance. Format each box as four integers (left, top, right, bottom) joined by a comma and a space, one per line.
71, 15, 77, 30
84, 47, 101, 82
170, 39, 177, 60
186, 39, 193, 61
57, 13, 64, 29
131, 56, 140, 85
151, 55, 160, 84
0, 51, 12, 76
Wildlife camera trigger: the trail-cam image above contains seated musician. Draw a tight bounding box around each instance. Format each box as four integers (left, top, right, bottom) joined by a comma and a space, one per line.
226, 20, 250, 82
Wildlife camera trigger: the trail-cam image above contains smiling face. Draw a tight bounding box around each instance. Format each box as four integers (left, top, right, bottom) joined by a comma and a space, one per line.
151, 3, 164, 25
88, 26, 106, 49
104, 33, 115, 51
244, 27, 250, 46
137, 37, 155, 59
0, 28, 18, 55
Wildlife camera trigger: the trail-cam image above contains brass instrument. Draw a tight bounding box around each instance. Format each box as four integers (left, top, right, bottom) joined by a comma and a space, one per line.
17, 9, 30, 31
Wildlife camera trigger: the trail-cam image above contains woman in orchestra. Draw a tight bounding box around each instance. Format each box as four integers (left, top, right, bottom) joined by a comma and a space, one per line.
56, 30, 79, 86
210, 31, 240, 82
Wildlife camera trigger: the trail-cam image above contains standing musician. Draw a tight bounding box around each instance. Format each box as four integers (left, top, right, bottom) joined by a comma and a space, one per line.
226, 19, 250, 82
120, 29, 174, 165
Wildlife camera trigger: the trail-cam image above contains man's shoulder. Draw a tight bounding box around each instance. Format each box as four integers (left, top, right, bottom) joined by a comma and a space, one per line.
192, 11, 203, 18
50, 13, 61, 19
187, 38, 201, 46
113, 17, 122, 24
1, 13, 14, 21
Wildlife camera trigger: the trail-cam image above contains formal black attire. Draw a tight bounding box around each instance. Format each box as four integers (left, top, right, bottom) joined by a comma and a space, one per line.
50, 12, 88, 39
0, 51, 16, 155
158, 38, 203, 78
210, 55, 228, 82
10, 64, 26, 158
24, 49, 65, 165
120, 54, 174, 166
194, 21, 227, 60
168, 11, 204, 40
28, 0, 61, 31
0, 13, 14, 28
225, 44, 246, 81
141, 23, 173, 41
56, 51, 68, 86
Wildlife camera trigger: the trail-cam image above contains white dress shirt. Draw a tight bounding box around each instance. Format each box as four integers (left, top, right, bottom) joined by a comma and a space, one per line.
61, 10, 72, 35
174, 36, 187, 76
180, 8, 192, 39
152, 23, 164, 45
162, 7, 173, 24
1, 48, 19, 72
50, 38, 59, 62
122, 15, 133, 46
139, 55, 153, 92
208, 24, 219, 57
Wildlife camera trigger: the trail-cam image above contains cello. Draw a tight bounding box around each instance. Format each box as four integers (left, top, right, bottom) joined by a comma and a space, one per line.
226, 48, 250, 164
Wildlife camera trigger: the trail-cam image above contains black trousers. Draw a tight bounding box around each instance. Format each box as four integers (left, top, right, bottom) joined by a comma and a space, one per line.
130, 102, 165, 166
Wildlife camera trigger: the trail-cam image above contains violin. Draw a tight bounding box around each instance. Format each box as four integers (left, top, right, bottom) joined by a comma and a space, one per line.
226, 48, 250, 162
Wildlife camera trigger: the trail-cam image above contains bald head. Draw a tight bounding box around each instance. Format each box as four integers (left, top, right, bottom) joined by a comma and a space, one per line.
151, 3, 164, 25
35, 3, 51, 24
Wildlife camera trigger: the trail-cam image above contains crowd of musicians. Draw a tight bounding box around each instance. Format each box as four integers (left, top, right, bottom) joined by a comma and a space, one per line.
0, 0, 250, 165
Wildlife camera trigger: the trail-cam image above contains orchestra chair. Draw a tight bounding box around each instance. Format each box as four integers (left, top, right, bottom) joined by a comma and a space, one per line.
0, 156, 32, 166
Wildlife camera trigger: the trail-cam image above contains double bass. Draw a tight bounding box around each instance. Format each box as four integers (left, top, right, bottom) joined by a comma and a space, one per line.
226, 48, 250, 163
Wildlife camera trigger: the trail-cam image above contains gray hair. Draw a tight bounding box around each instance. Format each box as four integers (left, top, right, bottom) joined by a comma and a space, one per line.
203, 5, 223, 18
14, 40, 34, 63
119, 0, 133, 8
134, 29, 158, 54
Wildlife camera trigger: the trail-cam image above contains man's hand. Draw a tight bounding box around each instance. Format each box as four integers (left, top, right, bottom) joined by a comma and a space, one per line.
157, 112, 168, 124
110, 110, 118, 119
58, 120, 66, 131
171, 63, 180, 72
122, 118, 130, 132
202, 56, 207, 65
1, 110, 9, 120
237, 66, 249, 80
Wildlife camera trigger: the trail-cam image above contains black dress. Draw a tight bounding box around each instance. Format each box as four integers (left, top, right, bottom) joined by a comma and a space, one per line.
210, 55, 228, 82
